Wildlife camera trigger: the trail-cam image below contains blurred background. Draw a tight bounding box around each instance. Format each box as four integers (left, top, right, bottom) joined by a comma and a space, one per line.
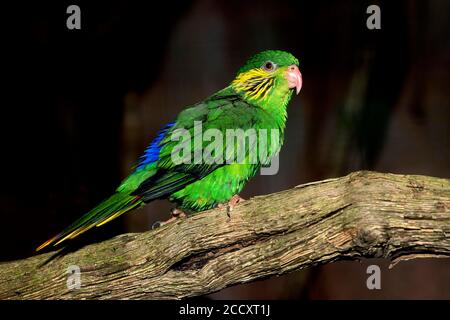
1, 0, 449, 299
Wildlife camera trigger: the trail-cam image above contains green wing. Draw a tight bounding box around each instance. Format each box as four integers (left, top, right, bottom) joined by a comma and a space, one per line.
132, 87, 266, 202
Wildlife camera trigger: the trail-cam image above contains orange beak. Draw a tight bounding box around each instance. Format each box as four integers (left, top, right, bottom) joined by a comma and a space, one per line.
286, 65, 302, 95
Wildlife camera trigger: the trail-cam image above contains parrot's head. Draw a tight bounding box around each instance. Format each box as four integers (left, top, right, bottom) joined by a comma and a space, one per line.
231, 50, 302, 106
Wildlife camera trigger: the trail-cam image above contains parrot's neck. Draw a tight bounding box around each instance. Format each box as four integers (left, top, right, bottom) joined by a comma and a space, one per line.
231, 84, 293, 132
261, 88, 293, 131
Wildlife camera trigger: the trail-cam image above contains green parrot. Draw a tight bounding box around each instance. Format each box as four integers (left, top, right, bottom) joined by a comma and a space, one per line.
37, 50, 302, 251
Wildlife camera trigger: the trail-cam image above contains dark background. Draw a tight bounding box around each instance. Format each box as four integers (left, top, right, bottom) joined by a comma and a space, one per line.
1, 0, 449, 299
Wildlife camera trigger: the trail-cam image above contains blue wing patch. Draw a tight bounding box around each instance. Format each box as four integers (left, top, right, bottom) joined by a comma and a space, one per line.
135, 121, 175, 171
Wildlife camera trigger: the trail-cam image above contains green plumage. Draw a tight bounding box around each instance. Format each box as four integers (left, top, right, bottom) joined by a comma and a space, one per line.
37, 50, 300, 251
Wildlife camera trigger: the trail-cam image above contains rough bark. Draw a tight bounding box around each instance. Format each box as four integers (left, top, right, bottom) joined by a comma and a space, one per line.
0, 171, 449, 300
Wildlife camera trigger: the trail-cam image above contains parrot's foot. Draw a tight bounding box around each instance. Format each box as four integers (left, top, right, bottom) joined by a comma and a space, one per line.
214, 195, 245, 217
226, 195, 245, 217
152, 208, 187, 229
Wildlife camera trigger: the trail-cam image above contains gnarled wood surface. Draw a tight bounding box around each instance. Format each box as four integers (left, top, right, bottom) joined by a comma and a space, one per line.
0, 171, 449, 299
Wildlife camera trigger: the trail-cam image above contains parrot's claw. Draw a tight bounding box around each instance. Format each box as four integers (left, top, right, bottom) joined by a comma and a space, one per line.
152, 221, 163, 229
226, 195, 245, 218
170, 208, 187, 218
152, 208, 187, 229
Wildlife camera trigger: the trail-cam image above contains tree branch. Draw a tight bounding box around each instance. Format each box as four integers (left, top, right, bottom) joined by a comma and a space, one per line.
1, 171, 449, 299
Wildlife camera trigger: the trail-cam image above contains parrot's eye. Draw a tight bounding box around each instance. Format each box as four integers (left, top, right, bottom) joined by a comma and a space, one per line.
262, 61, 276, 72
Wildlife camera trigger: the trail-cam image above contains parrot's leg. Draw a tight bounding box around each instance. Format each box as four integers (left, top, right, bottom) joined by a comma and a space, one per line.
227, 195, 245, 216
170, 208, 187, 219
214, 195, 245, 217
152, 208, 187, 229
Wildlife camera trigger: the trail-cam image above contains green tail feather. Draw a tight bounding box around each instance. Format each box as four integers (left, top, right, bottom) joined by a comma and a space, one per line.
36, 193, 142, 251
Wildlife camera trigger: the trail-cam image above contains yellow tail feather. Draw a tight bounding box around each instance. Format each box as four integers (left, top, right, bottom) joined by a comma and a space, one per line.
36, 196, 142, 251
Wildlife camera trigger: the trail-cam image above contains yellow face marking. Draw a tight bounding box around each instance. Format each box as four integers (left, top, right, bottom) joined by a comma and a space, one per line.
260, 78, 274, 100
232, 68, 275, 102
